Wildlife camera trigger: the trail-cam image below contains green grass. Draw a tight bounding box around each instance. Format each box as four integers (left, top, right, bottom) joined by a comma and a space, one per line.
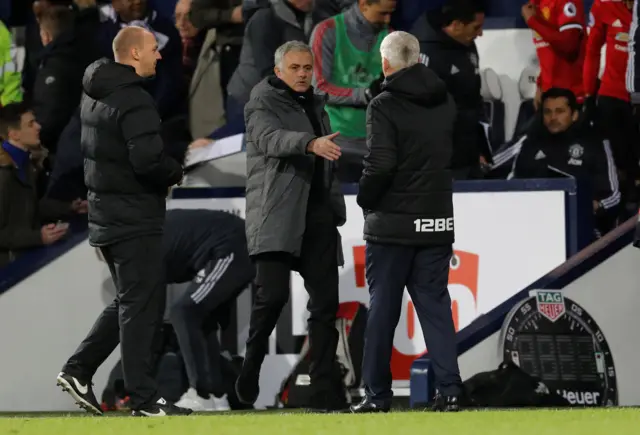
0, 408, 638, 435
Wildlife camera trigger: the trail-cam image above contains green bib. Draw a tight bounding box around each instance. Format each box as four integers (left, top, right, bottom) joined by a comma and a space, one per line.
325, 14, 388, 138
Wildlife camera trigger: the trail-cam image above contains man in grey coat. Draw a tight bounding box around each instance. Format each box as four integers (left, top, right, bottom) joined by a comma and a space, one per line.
235, 40, 348, 412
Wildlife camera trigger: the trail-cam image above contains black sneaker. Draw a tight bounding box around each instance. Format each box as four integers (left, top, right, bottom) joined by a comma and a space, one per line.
131, 397, 193, 417
432, 393, 460, 412
235, 369, 260, 405
350, 396, 390, 414
56, 372, 103, 415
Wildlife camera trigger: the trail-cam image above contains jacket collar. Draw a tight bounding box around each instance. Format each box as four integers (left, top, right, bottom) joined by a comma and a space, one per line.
260, 76, 328, 112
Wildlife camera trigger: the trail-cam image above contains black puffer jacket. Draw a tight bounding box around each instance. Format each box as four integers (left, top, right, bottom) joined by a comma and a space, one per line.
81, 58, 183, 246
357, 63, 455, 246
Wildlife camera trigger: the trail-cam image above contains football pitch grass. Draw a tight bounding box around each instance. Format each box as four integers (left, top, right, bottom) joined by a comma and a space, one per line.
0, 408, 638, 435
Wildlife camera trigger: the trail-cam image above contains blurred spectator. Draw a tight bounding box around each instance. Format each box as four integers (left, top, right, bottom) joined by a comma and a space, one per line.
23, 0, 72, 100
97, 0, 186, 119
310, 0, 395, 183
413, 0, 489, 180
522, 0, 586, 108
0, 102, 87, 268
33, 4, 99, 153
45, 109, 86, 201
584, 0, 638, 203
312, 0, 354, 25
175, 0, 206, 84
200, 0, 314, 144
187, 0, 244, 105
149, 0, 178, 20
0, 18, 22, 107
492, 88, 619, 233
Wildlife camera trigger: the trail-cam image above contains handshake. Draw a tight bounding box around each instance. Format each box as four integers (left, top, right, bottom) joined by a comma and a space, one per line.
307, 132, 342, 161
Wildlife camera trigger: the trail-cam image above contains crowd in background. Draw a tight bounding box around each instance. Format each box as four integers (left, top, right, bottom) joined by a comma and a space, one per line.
0, 0, 639, 268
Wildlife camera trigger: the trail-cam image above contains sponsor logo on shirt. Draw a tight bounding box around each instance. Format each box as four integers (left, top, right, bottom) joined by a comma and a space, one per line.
615, 32, 629, 42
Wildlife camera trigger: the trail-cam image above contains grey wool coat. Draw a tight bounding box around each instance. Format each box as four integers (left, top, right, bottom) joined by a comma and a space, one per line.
244, 77, 346, 261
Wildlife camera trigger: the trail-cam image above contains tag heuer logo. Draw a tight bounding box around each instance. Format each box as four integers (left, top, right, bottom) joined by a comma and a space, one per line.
536, 290, 565, 322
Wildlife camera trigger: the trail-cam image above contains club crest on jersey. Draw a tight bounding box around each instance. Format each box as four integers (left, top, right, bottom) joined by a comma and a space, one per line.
469, 53, 478, 67
569, 144, 583, 158
542, 6, 551, 20
535, 290, 566, 322
563, 2, 577, 18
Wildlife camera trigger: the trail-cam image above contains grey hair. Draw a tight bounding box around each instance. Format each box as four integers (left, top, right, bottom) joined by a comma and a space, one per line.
274, 40, 313, 69
380, 31, 420, 70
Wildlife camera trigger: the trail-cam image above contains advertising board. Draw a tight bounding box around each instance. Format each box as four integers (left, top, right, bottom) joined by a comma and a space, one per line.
169, 190, 567, 390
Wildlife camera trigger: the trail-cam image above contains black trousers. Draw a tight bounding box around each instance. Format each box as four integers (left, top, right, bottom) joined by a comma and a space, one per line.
170, 249, 254, 397
244, 218, 340, 393
596, 96, 640, 185
362, 242, 461, 403
62, 235, 166, 409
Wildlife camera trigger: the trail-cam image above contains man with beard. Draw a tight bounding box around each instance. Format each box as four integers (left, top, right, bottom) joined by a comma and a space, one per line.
492, 88, 620, 235
411, 0, 490, 179
310, 0, 396, 182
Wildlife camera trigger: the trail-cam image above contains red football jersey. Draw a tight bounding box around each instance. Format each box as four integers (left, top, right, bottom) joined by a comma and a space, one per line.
584, 0, 632, 102
528, 0, 587, 100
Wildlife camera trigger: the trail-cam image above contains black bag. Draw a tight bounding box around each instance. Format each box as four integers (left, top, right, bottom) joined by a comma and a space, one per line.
462, 361, 570, 408
275, 302, 368, 408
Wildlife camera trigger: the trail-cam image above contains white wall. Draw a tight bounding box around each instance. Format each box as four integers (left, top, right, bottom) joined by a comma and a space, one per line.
0, 243, 120, 412
458, 244, 640, 405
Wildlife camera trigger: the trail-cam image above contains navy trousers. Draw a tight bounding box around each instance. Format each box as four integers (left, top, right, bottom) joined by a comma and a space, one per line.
362, 242, 462, 404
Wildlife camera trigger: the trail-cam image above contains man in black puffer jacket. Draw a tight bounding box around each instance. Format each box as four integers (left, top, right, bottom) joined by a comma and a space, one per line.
351, 31, 462, 414
56, 27, 189, 418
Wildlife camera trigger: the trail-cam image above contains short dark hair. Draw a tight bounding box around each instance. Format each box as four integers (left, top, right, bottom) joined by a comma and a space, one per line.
0, 102, 32, 139
39, 5, 75, 40
441, 0, 486, 26
541, 88, 579, 112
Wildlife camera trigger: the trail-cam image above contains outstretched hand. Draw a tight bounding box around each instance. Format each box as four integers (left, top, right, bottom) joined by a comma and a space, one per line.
307, 132, 342, 161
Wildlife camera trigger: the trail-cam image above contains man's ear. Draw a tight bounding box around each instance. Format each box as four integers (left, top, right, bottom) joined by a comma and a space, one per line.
572, 109, 579, 122
131, 47, 140, 61
6, 128, 19, 142
274, 65, 281, 78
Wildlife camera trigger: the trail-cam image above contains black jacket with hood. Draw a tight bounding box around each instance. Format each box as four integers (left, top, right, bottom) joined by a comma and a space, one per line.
80, 58, 183, 246
357, 63, 456, 246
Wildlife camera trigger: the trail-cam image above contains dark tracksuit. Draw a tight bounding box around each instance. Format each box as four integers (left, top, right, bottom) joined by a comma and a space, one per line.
62, 59, 183, 410
412, 13, 490, 179
166, 209, 254, 398
357, 64, 462, 405
491, 125, 620, 234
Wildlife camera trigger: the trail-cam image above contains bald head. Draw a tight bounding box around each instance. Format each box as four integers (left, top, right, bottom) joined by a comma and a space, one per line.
112, 26, 148, 61
112, 26, 161, 77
